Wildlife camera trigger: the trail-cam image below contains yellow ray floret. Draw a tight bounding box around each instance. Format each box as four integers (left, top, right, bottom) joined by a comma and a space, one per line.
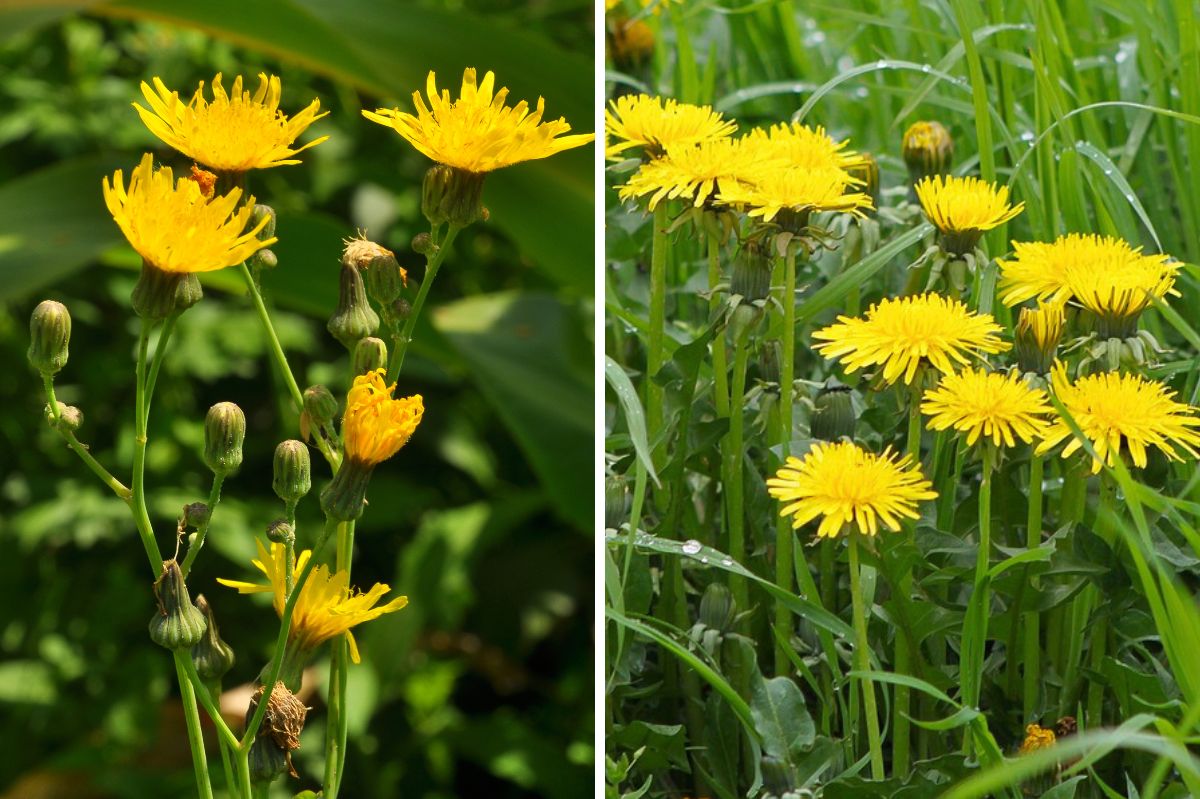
915, 175, 1024, 234
739, 122, 867, 171
717, 166, 873, 221
218, 540, 407, 663
1037, 362, 1200, 473
921, 367, 1053, 448
102, 153, 275, 274
364, 68, 594, 173
135, 73, 328, 172
605, 94, 735, 160
1019, 724, 1057, 755
618, 137, 768, 209
767, 441, 937, 539
812, 292, 1010, 386
342, 368, 424, 466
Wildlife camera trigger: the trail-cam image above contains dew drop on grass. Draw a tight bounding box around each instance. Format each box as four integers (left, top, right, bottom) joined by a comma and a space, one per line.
721, 558, 733, 567
681, 539, 702, 555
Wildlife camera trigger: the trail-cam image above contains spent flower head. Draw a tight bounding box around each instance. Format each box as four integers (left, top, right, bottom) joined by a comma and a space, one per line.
921, 367, 1053, 448
604, 94, 736, 160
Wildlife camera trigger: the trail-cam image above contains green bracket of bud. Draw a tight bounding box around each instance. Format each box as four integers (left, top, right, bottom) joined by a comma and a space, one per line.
422, 164, 486, 228
320, 458, 375, 521
327, 263, 381, 349
351, 337, 389, 376
191, 594, 236, 681
272, 440, 312, 506
148, 560, 207, 650
28, 300, 71, 377
131, 261, 202, 320
203, 402, 246, 477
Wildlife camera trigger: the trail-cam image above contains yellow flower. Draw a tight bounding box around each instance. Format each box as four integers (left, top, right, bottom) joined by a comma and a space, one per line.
1018, 724, 1057, 755
218, 540, 407, 663
915, 175, 1023, 254
363, 68, 594, 174
901, 121, 953, 178
1037, 363, 1200, 473
103, 153, 275, 274
1013, 300, 1066, 374
134, 73, 328, 172
740, 122, 867, 171
767, 441, 937, 539
998, 233, 1177, 311
618, 137, 765, 209
812, 292, 1010, 386
343, 368, 424, 466
718, 166, 873, 222
921, 367, 1052, 448
604, 94, 736, 160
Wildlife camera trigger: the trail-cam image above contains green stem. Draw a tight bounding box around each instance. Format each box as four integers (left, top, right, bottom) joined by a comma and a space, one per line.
964, 448, 995, 717
726, 333, 751, 625
387, 224, 462, 381
181, 474, 224, 576
174, 652, 215, 799
42, 376, 132, 501
177, 654, 240, 752
773, 249, 797, 676
324, 521, 355, 798
1021, 454, 1044, 720
647, 203, 669, 467
132, 320, 164, 574
893, 380, 924, 777
143, 312, 179, 420
849, 537, 885, 781
1086, 474, 1117, 727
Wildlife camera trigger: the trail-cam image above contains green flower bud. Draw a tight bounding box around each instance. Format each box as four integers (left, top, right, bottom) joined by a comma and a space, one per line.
191, 594, 235, 682
203, 402, 246, 477
698, 582, 736, 633
412, 232, 434, 255
272, 440, 311, 505
761, 755, 798, 799
343, 237, 407, 306
131, 261, 202, 320
731, 241, 771, 303
422, 164, 486, 228
810, 383, 856, 441
148, 560, 207, 650
604, 475, 629, 530
849, 152, 881, 210
757, 340, 783, 385
45, 402, 83, 434
327, 262, 380, 349
351, 336, 388, 377
251, 204, 277, 240
248, 736, 290, 785
319, 458, 375, 522
251, 248, 278, 270
28, 300, 71, 377
303, 385, 338, 427
182, 501, 211, 529
902, 121, 954, 183
265, 518, 295, 544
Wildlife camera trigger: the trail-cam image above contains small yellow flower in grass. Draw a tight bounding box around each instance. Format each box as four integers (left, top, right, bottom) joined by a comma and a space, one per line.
363, 68, 594, 174
618, 137, 765, 209
135, 73, 328, 172
1018, 724, 1057, 755
604, 94, 736, 160
1037, 362, 1200, 473
812, 292, 1010, 386
921, 367, 1053, 448
767, 441, 937, 538
717, 166, 873, 225
218, 540, 407, 664
915, 175, 1024, 255
901, 121, 953, 180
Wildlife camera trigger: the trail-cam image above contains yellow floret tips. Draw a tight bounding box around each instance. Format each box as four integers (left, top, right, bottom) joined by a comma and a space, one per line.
915, 175, 1023, 254
343, 368, 424, 467
921, 367, 1053, 448
766, 441, 937, 539
604, 94, 736, 160
134, 73, 329, 172
364, 68, 594, 174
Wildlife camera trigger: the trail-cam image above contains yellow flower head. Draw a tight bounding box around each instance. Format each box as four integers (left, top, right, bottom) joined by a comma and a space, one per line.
618, 137, 765, 209
902, 121, 954, 178
741, 122, 867, 171
998, 233, 1177, 311
921, 367, 1053, 448
1037, 363, 1200, 473
915, 175, 1023, 253
103, 154, 275, 274
134, 73, 328, 172
605, 94, 736, 160
363, 68, 594, 174
717, 166, 873, 221
1019, 724, 1057, 755
812, 292, 1010, 386
218, 540, 407, 663
342, 368, 424, 466
767, 441, 937, 539
1014, 300, 1066, 374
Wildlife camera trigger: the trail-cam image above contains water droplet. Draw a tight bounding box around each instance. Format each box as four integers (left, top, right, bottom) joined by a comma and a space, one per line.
921, 64, 932, 73
700, 557, 709, 564
721, 558, 734, 567
682, 539, 702, 555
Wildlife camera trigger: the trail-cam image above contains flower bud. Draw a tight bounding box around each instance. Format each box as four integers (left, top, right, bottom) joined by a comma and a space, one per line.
265, 518, 295, 544
343, 237, 407, 306
319, 459, 374, 522
604, 475, 629, 530
131, 261, 202, 319
810, 383, 856, 441
422, 164, 486, 228
412, 232, 434, 255
251, 248, 278, 270
45, 402, 83, 434
849, 152, 881, 210
191, 594, 236, 682
699, 582, 736, 633
302, 385, 338, 427
757, 340, 783, 385
272, 440, 311, 505
1015, 302, 1065, 375
148, 560, 207, 650
203, 402, 246, 477
248, 736, 290, 785
251, 204, 277, 241
352, 337, 388, 376
902, 121, 954, 183
731, 241, 772, 303
327, 262, 380, 349
28, 300, 71, 377
183, 501, 211, 529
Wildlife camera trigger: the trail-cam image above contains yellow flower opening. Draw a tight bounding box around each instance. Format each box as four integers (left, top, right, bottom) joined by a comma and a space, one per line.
1014, 300, 1066, 374
921, 367, 1053, 448
618, 137, 765, 209
342, 368, 424, 466
1037, 363, 1200, 473
103, 153, 275, 274
363, 68, 594, 174
134, 73, 329, 172
915, 175, 1023, 236
217, 540, 407, 663
1018, 724, 1057, 755
604, 94, 736, 160
998, 233, 1177, 313
767, 441, 937, 539
812, 292, 1010, 386
717, 167, 873, 221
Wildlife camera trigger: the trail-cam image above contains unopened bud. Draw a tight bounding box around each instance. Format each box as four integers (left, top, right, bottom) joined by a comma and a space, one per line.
412, 232, 434, 255
351, 337, 388, 376
902, 121, 954, 182
191, 594, 235, 681
604, 475, 629, 530
203, 402, 246, 477
303, 385, 338, 427
251, 248, 278, 270
810, 383, 856, 441
251, 204, 277, 240
422, 164, 486, 228
45, 402, 83, 433
344, 237, 407, 306
327, 262, 380, 349
131, 261, 202, 319
183, 502, 210, 529
849, 152, 881, 209
699, 583, 735, 632
731, 241, 771, 303
1015, 302, 1066, 375
28, 300, 71, 377
148, 560, 207, 650
272, 440, 311, 505
266, 518, 295, 544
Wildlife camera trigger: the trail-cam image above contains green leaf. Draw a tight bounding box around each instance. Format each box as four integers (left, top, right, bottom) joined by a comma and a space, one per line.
606, 356, 660, 486
749, 675, 816, 759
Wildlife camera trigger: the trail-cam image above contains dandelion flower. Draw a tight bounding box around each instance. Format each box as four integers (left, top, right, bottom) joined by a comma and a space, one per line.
740, 122, 867, 171
915, 175, 1023, 254
767, 441, 937, 538
1018, 724, 1057, 755
921, 367, 1052, 448
604, 94, 736, 160
134, 73, 328, 172
618, 137, 765, 209
363, 68, 594, 174
902, 121, 953, 180
813, 292, 1010, 386
1037, 363, 1200, 473
218, 540, 407, 663
1013, 300, 1066, 374
718, 166, 873, 223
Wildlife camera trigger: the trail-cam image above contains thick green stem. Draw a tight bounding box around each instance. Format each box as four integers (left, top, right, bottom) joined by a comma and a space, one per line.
707, 231, 730, 418
773, 249, 797, 676
177, 653, 240, 752
963, 448, 995, 720
726, 334, 751, 624
42, 376, 132, 501
893, 380, 924, 777
387, 224, 461, 381
849, 537, 885, 781
647, 203, 669, 468
1085, 474, 1116, 727
174, 652, 215, 799
1021, 454, 1044, 720
324, 521, 356, 798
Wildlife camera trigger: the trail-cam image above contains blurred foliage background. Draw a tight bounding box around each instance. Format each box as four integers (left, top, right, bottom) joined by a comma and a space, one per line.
0, 2, 594, 797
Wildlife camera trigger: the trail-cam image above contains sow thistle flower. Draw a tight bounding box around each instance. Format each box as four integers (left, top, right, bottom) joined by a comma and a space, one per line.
767, 441, 936, 539
915, 175, 1024, 255
921, 367, 1052, 448
1037, 363, 1200, 473
103, 154, 275, 318
218, 540, 408, 668
618, 137, 766, 209
135, 73, 328, 173
604, 94, 736, 160
321, 369, 424, 521
812, 292, 1010, 386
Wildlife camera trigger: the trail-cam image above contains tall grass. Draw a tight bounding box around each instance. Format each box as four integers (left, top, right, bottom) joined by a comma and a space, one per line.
605, 1, 1200, 797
